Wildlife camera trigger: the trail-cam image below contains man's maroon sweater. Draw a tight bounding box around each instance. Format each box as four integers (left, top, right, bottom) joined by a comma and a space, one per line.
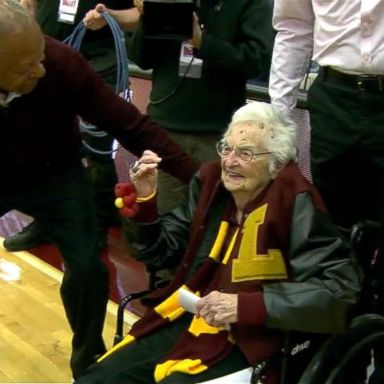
0, 37, 199, 192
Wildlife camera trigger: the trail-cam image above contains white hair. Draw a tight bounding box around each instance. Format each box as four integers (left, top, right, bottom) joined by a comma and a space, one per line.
224, 101, 298, 174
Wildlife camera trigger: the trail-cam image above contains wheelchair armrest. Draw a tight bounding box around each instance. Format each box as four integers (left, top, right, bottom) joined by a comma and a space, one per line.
350, 220, 381, 271
114, 288, 151, 346
350, 220, 381, 248
113, 268, 174, 346
350, 220, 383, 314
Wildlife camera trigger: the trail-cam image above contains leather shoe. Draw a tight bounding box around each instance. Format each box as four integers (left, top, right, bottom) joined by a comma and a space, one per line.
3, 221, 51, 252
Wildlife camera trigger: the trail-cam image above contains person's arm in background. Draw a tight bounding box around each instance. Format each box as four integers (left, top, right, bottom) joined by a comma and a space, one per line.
19, 0, 37, 15
269, 0, 315, 115
192, 0, 274, 79
83, 1, 156, 69
83, 3, 140, 31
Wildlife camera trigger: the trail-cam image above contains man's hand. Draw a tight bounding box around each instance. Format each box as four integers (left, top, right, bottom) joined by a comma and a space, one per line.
85, 4, 141, 31
195, 291, 238, 328
83, 3, 108, 30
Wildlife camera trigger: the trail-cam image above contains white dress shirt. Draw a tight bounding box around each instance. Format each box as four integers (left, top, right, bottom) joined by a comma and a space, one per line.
269, 0, 384, 113
0, 92, 21, 107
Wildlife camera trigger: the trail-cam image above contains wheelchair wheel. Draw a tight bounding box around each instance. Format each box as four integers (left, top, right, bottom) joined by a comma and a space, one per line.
297, 314, 384, 384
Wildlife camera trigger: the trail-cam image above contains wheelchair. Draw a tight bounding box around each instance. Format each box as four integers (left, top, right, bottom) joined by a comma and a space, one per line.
296, 220, 384, 384
114, 220, 384, 384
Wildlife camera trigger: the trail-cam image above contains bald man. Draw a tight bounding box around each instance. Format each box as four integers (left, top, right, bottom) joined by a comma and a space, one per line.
0, 0, 198, 378
3, 0, 139, 253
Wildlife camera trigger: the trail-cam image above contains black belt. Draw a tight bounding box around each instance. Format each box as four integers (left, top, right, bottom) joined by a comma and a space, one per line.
321, 67, 384, 92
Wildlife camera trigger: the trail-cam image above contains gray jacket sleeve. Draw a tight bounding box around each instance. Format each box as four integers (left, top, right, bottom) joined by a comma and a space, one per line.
263, 192, 362, 333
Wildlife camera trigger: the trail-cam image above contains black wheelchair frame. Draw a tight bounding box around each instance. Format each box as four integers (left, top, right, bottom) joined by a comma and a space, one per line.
293, 220, 384, 384
114, 221, 384, 384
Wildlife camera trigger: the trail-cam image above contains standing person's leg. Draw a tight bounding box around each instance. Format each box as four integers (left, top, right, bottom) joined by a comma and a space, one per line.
156, 131, 220, 214
309, 72, 384, 384
310, 72, 384, 228
308, 73, 371, 229
14, 163, 109, 378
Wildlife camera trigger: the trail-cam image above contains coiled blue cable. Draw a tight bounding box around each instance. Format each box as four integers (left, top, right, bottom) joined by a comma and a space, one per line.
63, 12, 131, 155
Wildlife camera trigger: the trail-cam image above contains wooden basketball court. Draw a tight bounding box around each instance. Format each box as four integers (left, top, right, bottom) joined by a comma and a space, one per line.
0, 238, 138, 384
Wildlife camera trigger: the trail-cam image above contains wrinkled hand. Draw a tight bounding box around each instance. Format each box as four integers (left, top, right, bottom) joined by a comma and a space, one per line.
195, 291, 238, 328
129, 150, 161, 198
189, 12, 202, 49
115, 182, 139, 218
83, 3, 108, 30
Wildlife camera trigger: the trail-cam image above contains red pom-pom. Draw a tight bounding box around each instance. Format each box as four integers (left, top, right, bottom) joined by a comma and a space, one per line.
114, 183, 139, 217
123, 193, 137, 205
115, 182, 136, 198
119, 203, 139, 218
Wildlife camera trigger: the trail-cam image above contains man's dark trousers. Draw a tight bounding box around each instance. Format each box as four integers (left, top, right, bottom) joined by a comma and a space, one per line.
308, 68, 384, 308
0, 162, 109, 378
308, 69, 384, 231
308, 69, 384, 384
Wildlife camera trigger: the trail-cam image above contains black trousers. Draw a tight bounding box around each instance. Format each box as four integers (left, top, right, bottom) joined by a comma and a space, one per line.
308, 72, 384, 366
75, 314, 250, 384
0, 162, 109, 378
308, 70, 384, 231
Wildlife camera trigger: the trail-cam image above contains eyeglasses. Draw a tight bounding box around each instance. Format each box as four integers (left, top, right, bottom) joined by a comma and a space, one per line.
216, 141, 271, 163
